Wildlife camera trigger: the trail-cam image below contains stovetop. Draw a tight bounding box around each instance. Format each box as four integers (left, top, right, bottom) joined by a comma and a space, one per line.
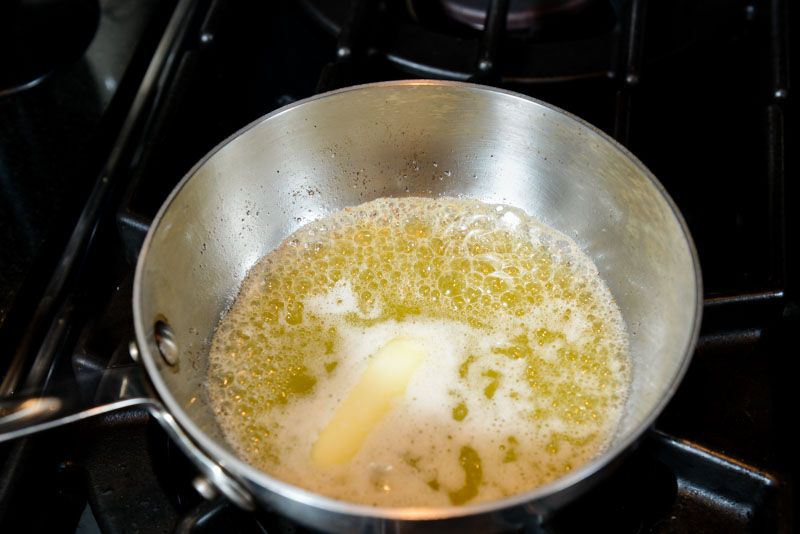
0, 0, 794, 532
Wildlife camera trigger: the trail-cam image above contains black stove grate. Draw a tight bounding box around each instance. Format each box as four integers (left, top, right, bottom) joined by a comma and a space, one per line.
0, 0, 794, 532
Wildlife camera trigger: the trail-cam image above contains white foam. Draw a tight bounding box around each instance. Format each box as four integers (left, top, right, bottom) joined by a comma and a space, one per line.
304, 280, 360, 316
253, 286, 625, 506
260, 316, 515, 505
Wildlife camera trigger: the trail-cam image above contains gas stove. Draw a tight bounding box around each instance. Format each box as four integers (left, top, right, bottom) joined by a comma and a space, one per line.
0, 0, 794, 532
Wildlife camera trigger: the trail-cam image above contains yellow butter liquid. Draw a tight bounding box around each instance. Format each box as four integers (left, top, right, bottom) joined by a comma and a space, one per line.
208, 197, 629, 507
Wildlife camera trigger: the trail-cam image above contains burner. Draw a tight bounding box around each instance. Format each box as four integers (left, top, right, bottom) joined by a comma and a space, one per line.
303, 0, 619, 82
0, 0, 100, 96
303, 0, 748, 83
438, 0, 606, 31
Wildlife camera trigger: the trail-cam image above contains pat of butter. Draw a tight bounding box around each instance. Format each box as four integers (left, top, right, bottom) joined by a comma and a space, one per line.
312, 337, 426, 467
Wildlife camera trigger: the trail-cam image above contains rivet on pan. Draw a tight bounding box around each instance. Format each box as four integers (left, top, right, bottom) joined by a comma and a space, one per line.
192, 476, 218, 500
128, 341, 140, 362
154, 320, 179, 366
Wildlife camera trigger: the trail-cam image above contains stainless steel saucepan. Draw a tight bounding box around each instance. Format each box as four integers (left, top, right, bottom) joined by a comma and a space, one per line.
0, 81, 702, 532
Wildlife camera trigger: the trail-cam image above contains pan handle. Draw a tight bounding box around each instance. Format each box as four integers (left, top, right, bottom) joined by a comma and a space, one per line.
0, 348, 255, 511
0, 363, 152, 442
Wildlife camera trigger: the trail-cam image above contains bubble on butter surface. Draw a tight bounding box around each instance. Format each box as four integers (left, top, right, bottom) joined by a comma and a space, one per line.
207, 196, 630, 507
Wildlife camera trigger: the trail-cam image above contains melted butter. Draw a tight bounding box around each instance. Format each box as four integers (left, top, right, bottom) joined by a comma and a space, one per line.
452, 402, 468, 422
448, 446, 484, 505
502, 436, 519, 463
208, 196, 629, 507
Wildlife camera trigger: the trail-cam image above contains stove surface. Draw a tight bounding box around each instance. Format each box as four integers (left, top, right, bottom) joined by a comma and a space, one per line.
0, 0, 794, 532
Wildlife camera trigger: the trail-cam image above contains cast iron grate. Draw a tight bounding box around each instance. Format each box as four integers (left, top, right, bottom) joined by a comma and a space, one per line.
0, 0, 792, 532
109, 0, 792, 532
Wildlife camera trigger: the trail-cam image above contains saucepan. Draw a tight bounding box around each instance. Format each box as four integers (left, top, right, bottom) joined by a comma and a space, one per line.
0, 81, 701, 532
